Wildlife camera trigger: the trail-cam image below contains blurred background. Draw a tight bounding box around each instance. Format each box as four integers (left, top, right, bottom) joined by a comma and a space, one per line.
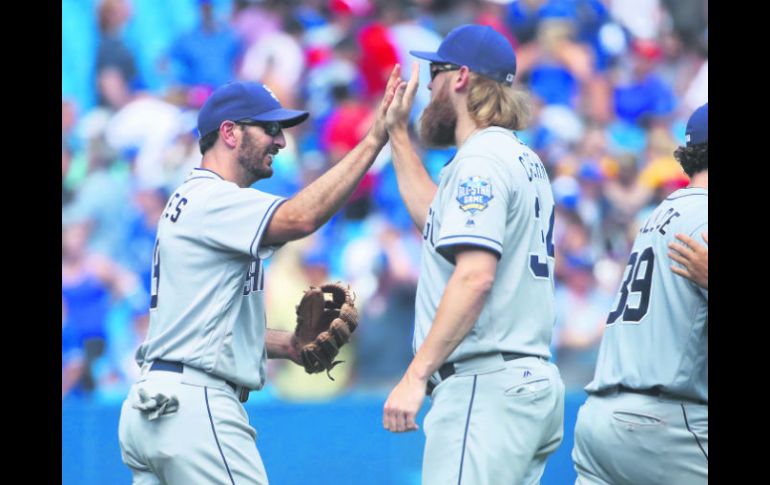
61, 0, 707, 483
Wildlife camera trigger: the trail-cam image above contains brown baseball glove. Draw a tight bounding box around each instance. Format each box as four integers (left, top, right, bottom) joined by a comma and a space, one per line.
294, 282, 358, 379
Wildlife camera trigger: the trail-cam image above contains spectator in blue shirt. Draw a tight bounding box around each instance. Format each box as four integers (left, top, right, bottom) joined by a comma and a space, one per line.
165, 0, 243, 89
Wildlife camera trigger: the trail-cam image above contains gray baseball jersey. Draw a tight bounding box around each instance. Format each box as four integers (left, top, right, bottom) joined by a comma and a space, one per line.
414, 127, 557, 362
586, 187, 708, 403
134, 168, 286, 390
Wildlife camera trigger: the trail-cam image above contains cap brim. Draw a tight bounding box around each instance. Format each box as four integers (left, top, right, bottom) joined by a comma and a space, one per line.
247, 108, 310, 128
409, 50, 447, 63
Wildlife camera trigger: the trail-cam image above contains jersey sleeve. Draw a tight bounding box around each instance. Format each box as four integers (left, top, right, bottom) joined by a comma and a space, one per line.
434, 156, 513, 263
202, 186, 286, 258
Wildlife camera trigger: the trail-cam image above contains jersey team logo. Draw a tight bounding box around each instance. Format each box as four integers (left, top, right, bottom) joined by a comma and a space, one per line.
456, 176, 493, 215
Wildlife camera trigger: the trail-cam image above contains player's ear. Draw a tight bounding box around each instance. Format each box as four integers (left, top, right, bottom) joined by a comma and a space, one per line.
454, 66, 471, 91
219, 121, 240, 149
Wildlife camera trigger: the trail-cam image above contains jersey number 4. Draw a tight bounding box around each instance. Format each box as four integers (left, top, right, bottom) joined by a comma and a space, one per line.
529, 197, 555, 278
607, 247, 654, 324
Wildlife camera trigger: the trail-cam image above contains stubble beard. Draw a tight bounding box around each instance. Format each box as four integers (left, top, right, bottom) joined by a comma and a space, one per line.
419, 83, 458, 148
237, 130, 274, 182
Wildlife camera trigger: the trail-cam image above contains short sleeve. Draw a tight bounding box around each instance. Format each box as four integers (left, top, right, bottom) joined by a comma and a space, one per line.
435, 156, 513, 263
203, 186, 286, 258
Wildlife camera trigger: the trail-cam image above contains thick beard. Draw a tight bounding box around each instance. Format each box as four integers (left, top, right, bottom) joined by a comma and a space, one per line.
237, 130, 273, 181
419, 84, 457, 148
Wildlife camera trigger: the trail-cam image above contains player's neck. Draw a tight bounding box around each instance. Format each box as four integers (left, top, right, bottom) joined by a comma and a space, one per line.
687, 171, 708, 190
455, 113, 480, 148
201, 153, 252, 188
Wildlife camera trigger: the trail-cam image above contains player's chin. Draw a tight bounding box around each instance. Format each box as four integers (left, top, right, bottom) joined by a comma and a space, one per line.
253, 164, 273, 179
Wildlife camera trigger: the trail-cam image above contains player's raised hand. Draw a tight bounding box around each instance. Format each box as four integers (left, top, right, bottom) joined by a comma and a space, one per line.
386, 61, 420, 133
383, 367, 425, 433
668, 232, 708, 290
370, 64, 402, 143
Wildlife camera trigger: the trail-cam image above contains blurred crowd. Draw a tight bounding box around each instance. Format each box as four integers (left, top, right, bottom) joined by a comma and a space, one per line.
62, 0, 708, 401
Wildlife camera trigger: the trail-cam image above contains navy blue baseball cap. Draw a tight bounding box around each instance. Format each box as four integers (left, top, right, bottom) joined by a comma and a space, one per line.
197, 82, 309, 137
685, 103, 707, 146
410, 24, 517, 86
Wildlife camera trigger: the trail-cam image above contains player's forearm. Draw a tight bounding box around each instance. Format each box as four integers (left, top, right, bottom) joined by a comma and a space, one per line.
407, 266, 493, 381
287, 133, 384, 232
266, 328, 299, 362
390, 129, 437, 231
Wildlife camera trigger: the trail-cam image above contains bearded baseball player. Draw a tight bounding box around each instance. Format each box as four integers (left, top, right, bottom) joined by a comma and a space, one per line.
117, 69, 401, 484
571, 103, 708, 485
381, 25, 565, 485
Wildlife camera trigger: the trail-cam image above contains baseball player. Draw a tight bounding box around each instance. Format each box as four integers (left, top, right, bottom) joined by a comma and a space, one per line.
571, 103, 708, 485
381, 25, 565, 485
117, 70, 401, 485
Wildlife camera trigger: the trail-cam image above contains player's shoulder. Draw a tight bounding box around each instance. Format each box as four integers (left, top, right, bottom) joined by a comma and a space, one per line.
171, 168, 221, 195
455, 127, 527, 171
168, 168, 267, 216
665, 187, 708, 222
181, 168, 229, 188
666, 187, 708, 206
464, 126, 524, 154
639, 188, 707, 240
180, 168, 257, 198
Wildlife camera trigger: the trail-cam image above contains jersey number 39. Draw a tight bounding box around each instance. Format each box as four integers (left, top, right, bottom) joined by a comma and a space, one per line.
607, 247, 654, 324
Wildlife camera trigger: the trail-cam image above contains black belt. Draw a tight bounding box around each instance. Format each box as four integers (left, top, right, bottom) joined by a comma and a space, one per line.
426, 352, 537, 396
593, 385, 707, 406
150, 360, 250, 403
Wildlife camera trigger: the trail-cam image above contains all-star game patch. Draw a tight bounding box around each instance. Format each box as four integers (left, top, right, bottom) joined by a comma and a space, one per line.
456, 176, 493, 215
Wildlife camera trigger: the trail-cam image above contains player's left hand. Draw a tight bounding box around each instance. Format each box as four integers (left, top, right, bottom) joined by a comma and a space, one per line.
668, 232, 708, 290
383, 368, 426, 433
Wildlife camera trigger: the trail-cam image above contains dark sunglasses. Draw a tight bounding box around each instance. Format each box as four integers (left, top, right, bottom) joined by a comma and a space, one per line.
429, 62, 460, 81
235, 120, 283, 137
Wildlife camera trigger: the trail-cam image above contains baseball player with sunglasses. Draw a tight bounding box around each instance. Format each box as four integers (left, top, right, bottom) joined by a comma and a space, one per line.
118, 68, 401, 485
381, 25, 565, 485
